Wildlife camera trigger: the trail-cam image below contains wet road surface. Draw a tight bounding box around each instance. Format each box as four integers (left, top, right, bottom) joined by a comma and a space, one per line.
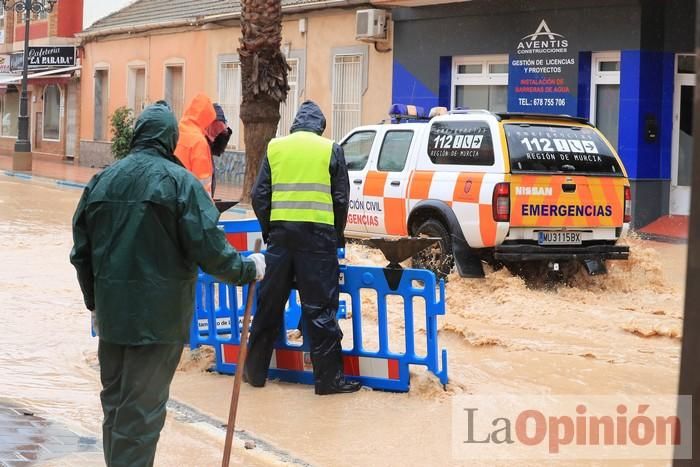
0, 175, 688, 466
0, 177, 277, 466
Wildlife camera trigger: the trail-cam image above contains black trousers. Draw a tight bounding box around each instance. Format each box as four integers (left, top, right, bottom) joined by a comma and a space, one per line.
98, 340, 183, 467
246, 243, 344, 389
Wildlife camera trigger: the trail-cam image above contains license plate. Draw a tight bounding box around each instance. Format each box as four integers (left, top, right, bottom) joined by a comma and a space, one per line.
538, 231, 582, 245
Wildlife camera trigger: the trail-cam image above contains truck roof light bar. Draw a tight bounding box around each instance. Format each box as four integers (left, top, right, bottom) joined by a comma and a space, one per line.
497, 112, 592, 125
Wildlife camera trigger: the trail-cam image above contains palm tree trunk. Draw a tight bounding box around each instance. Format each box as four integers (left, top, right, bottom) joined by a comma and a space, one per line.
238, 0, 289, 203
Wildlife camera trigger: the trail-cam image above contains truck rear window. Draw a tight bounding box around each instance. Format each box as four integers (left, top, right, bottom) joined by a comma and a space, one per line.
427, 121, 495, 166
504, 124, 624, 176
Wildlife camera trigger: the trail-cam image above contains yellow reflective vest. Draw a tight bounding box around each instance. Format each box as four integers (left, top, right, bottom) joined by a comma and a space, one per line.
268, 131, 335, 226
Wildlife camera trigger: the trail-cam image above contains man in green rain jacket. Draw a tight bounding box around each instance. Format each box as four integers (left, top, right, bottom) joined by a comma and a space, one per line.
70, 101, 265, 467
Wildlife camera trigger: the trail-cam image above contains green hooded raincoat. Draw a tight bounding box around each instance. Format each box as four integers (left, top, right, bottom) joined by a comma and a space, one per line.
70, 101, 256, 345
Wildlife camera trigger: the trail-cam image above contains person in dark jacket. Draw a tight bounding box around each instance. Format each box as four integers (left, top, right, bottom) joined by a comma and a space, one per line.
209, 103, 233, 197
70, 101, 265, 467
247, 100, 361, 395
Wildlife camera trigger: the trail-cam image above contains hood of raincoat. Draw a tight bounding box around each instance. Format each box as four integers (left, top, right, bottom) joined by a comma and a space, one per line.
130, 100, 180, 157
181, 93, 217, 133
290, 100, 326, 135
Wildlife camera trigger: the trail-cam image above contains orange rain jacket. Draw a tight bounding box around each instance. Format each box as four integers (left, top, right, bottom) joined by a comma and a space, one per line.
174, 94, 217, 195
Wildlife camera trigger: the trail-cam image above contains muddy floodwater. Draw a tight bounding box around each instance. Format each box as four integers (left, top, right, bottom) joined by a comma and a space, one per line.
0, 176, 687, 466
0, 178, 270, 467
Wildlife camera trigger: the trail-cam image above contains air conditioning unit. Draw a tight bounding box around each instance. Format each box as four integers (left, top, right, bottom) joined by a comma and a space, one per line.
356, 9, 388, 42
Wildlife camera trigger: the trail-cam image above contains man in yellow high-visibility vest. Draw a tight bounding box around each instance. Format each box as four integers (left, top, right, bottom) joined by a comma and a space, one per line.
248, 101, 360, 395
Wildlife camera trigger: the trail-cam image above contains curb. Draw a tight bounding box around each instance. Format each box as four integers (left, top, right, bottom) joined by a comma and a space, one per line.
2, 170, 252, 215
56, 179, 88, 189
166, 399, 313, 466
4, 171, 32, 180
227, 207, 250, 215
2, 170, 87, 190
83, 360, 312, 466
636, 231, 688, 244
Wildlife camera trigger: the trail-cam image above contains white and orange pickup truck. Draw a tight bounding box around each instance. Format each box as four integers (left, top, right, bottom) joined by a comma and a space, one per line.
340, 105, 631, 279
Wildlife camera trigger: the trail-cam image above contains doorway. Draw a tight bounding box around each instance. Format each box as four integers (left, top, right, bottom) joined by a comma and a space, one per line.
34, 112, 43, 151
671, 54, 695, 215
590, 52, 621, 150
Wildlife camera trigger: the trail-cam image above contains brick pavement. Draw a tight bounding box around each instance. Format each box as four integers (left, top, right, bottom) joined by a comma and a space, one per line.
0, 403, 99, 466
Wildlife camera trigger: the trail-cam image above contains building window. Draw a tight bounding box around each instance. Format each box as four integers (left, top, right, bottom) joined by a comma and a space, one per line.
127, 66, 146, 119
218, 58, 241, 149
0, 9, 5, 44
15, 9, 46, 23
590, 52, 621, 150
332, 54, 362, 141
94, 69, 109, 141
277, 58, 299, 137
457, 64, 482, 74
1, 85, 19, 137
677, 54, 696, 74
32, 9, 48, 21
164, 64, 184, 120
43, 84, 60, 140
452, 55, 508, 113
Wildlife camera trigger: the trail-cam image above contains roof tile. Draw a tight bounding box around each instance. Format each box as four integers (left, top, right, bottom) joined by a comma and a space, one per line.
85, 0, 337, 34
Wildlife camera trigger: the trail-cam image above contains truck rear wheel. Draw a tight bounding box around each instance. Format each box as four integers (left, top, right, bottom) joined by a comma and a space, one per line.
412, 219, 454, 279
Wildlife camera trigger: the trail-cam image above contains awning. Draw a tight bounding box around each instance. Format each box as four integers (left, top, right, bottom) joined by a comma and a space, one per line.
26, 75, 72, 86
0, 65, 81, 85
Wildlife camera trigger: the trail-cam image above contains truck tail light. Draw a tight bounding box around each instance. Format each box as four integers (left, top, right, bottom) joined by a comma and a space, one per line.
624, 185, 632, 223
492, 182, 510, 222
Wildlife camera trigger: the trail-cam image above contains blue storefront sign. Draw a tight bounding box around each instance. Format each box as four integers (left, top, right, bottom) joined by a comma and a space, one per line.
508, 19, 578, 116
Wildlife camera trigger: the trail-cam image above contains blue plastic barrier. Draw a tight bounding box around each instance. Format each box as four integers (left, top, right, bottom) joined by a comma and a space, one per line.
190, 219, 449, 392
193, 263, 448, 392
337, 264, 448, 390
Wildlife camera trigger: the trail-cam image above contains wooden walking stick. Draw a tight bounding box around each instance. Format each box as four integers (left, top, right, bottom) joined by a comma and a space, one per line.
222, 239, 262, 467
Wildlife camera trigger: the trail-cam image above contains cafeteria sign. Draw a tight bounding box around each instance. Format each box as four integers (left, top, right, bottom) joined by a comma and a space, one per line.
10, 46, 76, 71
507, 19, 578, 115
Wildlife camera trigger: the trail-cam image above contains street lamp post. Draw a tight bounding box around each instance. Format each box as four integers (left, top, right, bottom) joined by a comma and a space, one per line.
1, 0, 57, 171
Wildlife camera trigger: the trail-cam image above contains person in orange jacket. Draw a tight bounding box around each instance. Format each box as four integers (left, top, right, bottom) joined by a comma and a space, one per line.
174, 93, 232, 197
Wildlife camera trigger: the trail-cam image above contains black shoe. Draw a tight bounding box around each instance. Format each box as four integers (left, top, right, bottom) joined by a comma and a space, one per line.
314, 379, 362, 395
242, 368, 266, 388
